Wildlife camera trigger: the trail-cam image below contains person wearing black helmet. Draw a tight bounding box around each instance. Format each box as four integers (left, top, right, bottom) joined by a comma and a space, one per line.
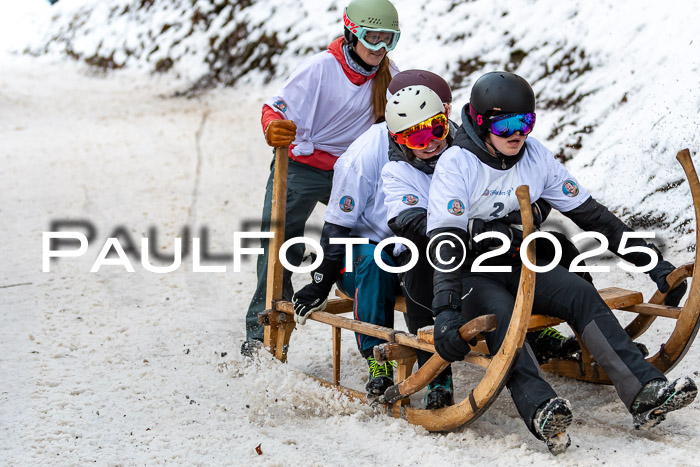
426, 71, 697, 454
382, 76, 602, 408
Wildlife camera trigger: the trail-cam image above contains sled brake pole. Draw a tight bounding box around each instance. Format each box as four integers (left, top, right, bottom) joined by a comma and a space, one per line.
263, 146, 293, 359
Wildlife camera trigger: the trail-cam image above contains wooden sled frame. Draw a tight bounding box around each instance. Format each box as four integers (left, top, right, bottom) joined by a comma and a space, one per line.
259, 147, 700, 432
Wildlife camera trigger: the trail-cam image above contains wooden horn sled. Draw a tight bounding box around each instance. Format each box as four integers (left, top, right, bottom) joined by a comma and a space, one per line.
259, 147, 700, 432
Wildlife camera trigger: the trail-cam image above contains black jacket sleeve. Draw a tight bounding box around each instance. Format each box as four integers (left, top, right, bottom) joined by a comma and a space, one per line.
429, 227, 469, 316
562, 196, 658, 267
319, 221, 353, 263
388, 207, 428, 250
314, 221, 353, 285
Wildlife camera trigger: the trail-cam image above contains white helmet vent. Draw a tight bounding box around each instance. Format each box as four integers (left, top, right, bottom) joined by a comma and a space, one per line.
384, 84, 444, 134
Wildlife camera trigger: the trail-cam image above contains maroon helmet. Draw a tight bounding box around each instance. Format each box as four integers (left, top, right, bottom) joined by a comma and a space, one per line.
388, 69, 452, 104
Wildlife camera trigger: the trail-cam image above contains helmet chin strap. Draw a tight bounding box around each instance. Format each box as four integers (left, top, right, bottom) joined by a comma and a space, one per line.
484, 137, 509, 169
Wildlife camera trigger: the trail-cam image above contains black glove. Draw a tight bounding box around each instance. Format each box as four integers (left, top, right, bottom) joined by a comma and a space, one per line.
499, 200, 550, 228
433, 310, 471, 362
292, 260, 342, 325
468, 218, 523, 255
648, 259, 687, 307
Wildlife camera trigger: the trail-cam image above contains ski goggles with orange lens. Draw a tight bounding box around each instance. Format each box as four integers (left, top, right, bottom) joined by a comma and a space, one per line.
391, 113, 448, 150
344, 11, 400, 52
488, 112, 536, 137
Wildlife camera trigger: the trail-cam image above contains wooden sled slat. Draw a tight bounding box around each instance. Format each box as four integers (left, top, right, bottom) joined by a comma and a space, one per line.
413, 287, 648, 343
276, 297, 354, 315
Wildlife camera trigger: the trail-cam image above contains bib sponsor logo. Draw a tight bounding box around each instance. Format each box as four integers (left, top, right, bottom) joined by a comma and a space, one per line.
402, 194, 419, 206
273, 99, 288, 113
339, 196, 355, 213
447, 199, 465, 216
562, 179, 579, 197
485, 188, 514, 197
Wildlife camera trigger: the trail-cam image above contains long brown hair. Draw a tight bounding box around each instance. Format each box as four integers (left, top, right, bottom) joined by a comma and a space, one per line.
372, 57, 392, 123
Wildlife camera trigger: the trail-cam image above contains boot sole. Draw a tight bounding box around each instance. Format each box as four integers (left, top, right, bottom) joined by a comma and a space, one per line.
634, 379, 698, 430
538, 406, 573, 455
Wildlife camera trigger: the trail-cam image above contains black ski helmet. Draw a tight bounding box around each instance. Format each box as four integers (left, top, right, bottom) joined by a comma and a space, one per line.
468, 71, 535, 137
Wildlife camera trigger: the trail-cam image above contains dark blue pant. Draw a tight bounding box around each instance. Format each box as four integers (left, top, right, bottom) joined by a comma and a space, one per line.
245, 156, 333, 341
338, 244, 401, 357
461, 263, 664, 437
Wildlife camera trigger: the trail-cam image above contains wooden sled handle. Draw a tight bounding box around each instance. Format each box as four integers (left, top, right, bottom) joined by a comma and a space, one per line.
545, 149, 700, 383
644, 149, 700, 372
264, 146, 290, 355
382, 314, 498, 405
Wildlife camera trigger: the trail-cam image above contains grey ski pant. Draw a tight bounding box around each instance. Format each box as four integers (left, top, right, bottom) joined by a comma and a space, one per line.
460, 263, 665, 437
245, 156, 333, 341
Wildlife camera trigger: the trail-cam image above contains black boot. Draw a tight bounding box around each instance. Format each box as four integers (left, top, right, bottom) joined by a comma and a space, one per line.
424, 374, 454, 409
240, 338, 263, 357
365, 356, 395, 396
631, 377, 697, 429
532, 397, 573, 455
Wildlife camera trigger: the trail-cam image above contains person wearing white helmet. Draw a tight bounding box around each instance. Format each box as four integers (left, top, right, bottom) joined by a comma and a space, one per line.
291, 70, 464, 400
426, 71, 696, 454
242, 0, 401, 355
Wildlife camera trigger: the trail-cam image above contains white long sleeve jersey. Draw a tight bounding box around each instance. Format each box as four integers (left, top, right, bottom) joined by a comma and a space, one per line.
265, 51, 398, 157
427, 137, 591, 233
324, 122, 394, 243
381, 160, 432, 223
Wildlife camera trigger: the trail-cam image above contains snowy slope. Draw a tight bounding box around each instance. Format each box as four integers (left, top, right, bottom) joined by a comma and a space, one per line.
16, 0, 700, 253
1, 1, 700, 465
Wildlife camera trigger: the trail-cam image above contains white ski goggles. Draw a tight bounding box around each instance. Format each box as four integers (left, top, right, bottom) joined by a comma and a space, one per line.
343, 10, 400, 52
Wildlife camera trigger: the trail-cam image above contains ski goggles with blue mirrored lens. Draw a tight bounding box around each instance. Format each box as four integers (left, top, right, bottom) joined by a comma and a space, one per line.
344, 10, 400, 52
488, 112, 536, 137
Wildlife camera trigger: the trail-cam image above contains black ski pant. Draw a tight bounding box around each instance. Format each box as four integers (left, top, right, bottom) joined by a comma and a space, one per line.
460, 263, 665, 437
400, 252, 452, 378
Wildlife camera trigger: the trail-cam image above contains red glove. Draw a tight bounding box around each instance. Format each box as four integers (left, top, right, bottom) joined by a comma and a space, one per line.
265, 119, 297, 147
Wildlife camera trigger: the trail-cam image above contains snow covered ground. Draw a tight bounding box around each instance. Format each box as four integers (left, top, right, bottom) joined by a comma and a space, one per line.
2, 1, 700, 466
2, 53, 700, 467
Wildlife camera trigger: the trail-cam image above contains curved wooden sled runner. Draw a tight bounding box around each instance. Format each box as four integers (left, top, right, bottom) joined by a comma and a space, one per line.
259, 146, 700, 432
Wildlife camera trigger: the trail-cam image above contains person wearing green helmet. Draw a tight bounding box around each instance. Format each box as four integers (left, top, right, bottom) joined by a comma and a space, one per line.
242, 0, 402, 356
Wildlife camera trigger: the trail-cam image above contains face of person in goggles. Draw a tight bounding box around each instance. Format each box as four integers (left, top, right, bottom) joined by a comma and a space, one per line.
391, 113, 449, 158
344, 10, 400, 60
485, 113, 536, 156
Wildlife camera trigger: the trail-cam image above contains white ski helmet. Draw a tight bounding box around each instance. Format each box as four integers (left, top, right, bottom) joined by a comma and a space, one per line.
385, 85, 444, 134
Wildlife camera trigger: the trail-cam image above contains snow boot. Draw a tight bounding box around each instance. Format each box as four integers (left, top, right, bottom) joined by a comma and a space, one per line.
240, 338, 264, 357
365, 356, 396, 396
631, 377, 697, 430
527, 327, 577, 363
532, 397, 573, 455
424, 374, 454, 409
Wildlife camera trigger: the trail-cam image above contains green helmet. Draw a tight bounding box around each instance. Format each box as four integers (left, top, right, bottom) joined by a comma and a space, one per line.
344, 0, 400, 51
